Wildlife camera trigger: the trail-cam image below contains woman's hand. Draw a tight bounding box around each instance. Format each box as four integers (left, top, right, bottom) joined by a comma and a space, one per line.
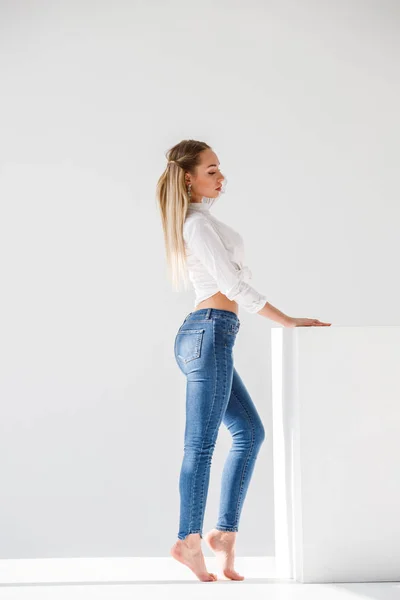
284, 317, 331, 327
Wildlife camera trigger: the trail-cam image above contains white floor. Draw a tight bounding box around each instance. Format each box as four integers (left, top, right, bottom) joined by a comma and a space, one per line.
0, 558, 399, 599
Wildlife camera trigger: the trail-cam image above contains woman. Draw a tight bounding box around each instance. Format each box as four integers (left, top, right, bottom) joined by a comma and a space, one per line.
156, 140, 331, 582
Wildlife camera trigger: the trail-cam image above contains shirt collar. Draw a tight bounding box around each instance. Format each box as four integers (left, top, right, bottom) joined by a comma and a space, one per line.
187, 197, 214, 211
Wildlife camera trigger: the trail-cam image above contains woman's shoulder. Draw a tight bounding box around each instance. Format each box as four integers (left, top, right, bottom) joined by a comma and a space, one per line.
183, 212, 216, 244
183, 211, 209, 230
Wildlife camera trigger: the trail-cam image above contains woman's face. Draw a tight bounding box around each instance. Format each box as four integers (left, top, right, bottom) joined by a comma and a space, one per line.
186, 149, 225, 202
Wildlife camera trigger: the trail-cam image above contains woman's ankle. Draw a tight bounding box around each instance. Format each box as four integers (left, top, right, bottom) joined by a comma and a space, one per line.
181, 532, 202, 547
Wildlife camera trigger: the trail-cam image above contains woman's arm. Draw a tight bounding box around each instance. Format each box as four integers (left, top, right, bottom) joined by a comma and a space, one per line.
257, 302, 331, 327
184, 218, 267, 314
256, 301, 291, 326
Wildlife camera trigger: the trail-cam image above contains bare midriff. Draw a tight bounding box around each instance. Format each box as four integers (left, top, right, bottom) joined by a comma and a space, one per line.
193, 292, 239, 316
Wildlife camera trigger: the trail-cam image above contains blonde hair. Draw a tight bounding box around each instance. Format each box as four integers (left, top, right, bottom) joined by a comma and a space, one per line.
156, 139, 211, 292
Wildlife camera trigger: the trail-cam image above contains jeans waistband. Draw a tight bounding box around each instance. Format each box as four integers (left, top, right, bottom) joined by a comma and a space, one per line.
184, 308, 240, 324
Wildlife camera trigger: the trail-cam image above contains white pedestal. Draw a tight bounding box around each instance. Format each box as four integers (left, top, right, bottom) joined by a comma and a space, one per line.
271, 326, 400, 583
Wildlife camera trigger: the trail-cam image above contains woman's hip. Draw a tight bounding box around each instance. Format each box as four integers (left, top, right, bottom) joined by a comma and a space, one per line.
174, 309, 240, 374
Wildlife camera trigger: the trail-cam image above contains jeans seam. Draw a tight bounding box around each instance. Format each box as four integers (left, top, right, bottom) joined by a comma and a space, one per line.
199, 321, 230, 533
188, 318, 217, 536
198, 319, 231, 535
231, 387, 255, 528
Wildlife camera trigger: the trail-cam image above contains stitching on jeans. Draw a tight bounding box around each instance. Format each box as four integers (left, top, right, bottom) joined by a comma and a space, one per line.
203, 334, 232, 533
188, 319, 218, 535
230, 385, 256, 527
197, 319, 230, 535
199, 320, 229, 531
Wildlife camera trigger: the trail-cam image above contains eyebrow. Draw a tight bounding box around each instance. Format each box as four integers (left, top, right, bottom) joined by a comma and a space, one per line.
207, 163, 220, 168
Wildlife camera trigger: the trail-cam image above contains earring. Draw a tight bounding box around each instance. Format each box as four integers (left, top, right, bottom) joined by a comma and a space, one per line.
187, 183, 192, 200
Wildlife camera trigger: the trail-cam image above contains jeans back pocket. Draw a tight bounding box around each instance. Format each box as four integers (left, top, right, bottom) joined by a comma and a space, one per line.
175, 328, 205, 363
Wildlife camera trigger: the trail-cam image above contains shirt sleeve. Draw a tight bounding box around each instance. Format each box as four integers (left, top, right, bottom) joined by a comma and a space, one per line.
184, 218, 267, 314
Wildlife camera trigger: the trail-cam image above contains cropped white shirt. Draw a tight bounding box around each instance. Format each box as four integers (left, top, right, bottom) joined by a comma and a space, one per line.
183, 199, 267, 314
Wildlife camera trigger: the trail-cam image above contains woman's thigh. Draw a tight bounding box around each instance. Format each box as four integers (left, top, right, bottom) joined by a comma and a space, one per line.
222, 367, 265, 440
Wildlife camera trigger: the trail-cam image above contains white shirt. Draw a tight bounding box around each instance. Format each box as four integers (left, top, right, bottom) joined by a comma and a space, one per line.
183, 198, 267, 314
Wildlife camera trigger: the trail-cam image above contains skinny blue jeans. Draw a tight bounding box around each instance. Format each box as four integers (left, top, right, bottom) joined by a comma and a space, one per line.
174, 308, 266, 541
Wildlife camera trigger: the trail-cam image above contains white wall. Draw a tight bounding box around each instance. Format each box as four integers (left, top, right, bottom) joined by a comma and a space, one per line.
0, 0, 398, 558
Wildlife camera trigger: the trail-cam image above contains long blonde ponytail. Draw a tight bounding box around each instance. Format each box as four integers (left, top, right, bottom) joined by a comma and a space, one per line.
155, 139, 211, 292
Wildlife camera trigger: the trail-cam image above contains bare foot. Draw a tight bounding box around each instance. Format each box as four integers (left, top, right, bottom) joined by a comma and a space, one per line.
204, 528, 245, 580
170, 533, 217, 582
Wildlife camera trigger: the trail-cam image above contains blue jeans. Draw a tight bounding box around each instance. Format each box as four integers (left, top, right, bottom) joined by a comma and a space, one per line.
174, 308, 266, 541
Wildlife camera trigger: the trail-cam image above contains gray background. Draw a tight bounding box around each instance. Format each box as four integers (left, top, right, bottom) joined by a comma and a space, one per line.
0, 0, 399, 558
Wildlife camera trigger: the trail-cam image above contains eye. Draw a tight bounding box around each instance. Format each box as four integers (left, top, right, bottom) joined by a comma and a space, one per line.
209, 172, 216, 175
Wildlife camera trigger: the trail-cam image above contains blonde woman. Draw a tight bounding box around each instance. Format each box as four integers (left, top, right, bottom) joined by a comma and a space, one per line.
156, 140, 331, 582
